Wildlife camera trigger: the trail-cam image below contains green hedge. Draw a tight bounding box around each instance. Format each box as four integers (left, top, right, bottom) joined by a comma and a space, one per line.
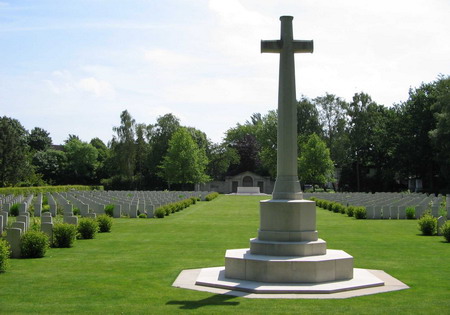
205, 192, 219, 201
0, 239, 10, 272
0, 185, 103, 196
310, 197, 366, 219
155, 198, 196, 219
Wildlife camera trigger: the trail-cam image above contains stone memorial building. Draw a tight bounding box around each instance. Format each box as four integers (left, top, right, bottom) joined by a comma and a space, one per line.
199, 171, 274, 194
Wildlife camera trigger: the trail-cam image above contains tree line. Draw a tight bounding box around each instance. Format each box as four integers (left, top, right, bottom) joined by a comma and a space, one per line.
1, 75, 449, 193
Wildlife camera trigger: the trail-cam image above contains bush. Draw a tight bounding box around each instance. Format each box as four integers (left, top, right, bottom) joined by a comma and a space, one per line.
190, 196, 197, 204
138, 213, 146, 218
347, 206, 356, 217
9, 204, 19, 217
52, 223, 77, 248
331, 203, 340, 213
406, 207, 415, 219
354, 207, 367, 219
97, 215, 113, 232
73, 207, 80, 216
155, 207, 165, 218
418, 214, 437, 236
77, 218, 99, 239
441, 221, 450, 242
205, 192, 219, 201
20, 230, 49, 258
0, 239, 10, 272
104, 204, 114, 217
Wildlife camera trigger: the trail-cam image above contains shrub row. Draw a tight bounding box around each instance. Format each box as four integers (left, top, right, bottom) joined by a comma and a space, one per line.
155, 197, 198, 218
205, 192, 219, 201
0, 185, 103, 196
310, 197, 367, 219
0, 239, 10, 272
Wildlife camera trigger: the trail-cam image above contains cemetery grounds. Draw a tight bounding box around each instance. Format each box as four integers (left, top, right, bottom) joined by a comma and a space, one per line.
0, 194, 449, 314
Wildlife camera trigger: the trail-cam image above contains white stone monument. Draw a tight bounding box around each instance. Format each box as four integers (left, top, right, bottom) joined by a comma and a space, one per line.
173, 16, 408, 297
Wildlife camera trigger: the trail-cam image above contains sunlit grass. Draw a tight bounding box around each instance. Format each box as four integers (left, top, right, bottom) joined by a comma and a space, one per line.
0, 195, 448, 314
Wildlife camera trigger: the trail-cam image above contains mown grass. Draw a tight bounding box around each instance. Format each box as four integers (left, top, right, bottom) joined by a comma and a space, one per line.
0, 195, 449, 314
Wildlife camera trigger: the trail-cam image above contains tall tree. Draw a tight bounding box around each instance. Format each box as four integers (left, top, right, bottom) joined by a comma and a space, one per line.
314, 93, 349, 167
257, 110, 278, 178
90, 137, 110, 183
298, 133, 335, 190
207, 143, 239, 180
0, 117, 31, 186
112, 110, 136, 179
64, 137, 98, 184
158, 128, 209, 188
28, 127, 52, 152
32, 149, 67, 185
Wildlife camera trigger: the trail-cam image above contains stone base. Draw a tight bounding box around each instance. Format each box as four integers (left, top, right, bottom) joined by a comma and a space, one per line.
225, 248, 353, 283
197, 266, 382, 294
173, 267, 409, 298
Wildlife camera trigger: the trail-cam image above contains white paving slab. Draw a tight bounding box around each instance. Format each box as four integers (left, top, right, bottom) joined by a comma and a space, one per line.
173, 267, 409, 299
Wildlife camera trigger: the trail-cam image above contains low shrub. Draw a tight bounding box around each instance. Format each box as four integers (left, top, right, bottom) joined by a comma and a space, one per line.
331, 203, 340, 213
9, 204, 19, 217
77, 218, 99, 239
138, 213, 146, 218
155, 207, 165, 218
418, 214, 437, 236
406, 207, 415, 219
190, 196, 197, 204
441, 221, 450, 242
52, 223, 77, 248
97, 215, 113, 232
347, 206, 356, 217
104, 204, 115, 217
73, 207, 80, 216
20, 230, 49, 258
0, 239, 10, 272
205, 192, 219, 201
354, 207, 367, 219
42, 204, 50, 213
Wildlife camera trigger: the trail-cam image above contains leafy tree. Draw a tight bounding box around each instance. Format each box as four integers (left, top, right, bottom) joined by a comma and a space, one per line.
158, 128, 209, 188
257, 110, 278, 178
225, 124, 262, 175
298, 134, 335, 190
429, 75, 450, 189
297, 96, 323, 138
134, 123, 149, 188
0, 116, 31, 186
28, 127, 52, 152
64, 137, 98, 184
314, 93, 349, 167
90, 137, 110, 183
111, 110, 136, 179
32, 149, 67, 185
207, 143, 239, 180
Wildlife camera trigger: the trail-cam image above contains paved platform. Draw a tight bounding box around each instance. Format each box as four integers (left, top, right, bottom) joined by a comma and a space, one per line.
173, 267, 409, 299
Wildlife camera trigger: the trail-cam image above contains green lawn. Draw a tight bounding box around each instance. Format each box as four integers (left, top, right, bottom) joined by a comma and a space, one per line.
0, 195, 449, 314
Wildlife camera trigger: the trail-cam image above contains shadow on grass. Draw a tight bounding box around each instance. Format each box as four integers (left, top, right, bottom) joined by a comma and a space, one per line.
166, 294, 240, 309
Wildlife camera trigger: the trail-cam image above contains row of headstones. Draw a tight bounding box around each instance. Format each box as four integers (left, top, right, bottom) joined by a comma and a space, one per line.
3, 211, 98, 258
304, 192, 450, 219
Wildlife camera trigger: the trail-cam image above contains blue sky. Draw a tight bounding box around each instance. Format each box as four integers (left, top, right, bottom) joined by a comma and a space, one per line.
1, 0, 449, 145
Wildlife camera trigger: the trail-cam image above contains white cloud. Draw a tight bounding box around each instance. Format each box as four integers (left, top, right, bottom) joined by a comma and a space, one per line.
143, 49, 195, 68
78, 77, 116, 99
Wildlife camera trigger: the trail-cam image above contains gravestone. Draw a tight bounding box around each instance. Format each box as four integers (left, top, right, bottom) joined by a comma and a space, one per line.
6, 228, 22, 258
41, 222, 54, 244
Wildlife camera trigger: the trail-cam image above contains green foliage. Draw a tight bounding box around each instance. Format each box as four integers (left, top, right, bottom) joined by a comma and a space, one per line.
20, 230, 49, 258
138, 213, 146, 218
0, 239, 10, 272
346, 205, 356, 217
406, 207, 415, 219
64, 138, 99, 184
104, 204, 115, 217
52, 223, 77, 248
418, 214, 437, 236
354, 207, 367, 219
28, 127, 52, 152
298, 133, 335, 188
0, 116, 31, 187
158, 127, 210, 186
73, 207, 80, 216
205, 192, 219, 201
97, 215, 113, 232
9, 204, 19, 216
441, 221, 450, 242
155, 207, 165, 218
0, 185, 103, 196
77, 218, 99, 239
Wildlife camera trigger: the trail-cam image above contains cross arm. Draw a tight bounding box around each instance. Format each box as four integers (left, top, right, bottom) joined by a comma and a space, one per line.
292, 40, 314, 53
261, 39, 314, 53
261, 40, 282, 53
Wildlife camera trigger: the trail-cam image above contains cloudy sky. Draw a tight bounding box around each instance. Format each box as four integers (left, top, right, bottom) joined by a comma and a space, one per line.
1, 0, 449, 145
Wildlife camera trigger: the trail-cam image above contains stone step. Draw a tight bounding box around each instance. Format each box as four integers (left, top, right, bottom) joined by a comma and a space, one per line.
225, 248, 353, 283
249, 238, 327, 256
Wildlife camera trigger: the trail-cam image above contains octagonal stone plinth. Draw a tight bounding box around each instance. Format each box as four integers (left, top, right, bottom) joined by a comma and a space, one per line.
250, 238, 327, 256
225, 248, 353, 283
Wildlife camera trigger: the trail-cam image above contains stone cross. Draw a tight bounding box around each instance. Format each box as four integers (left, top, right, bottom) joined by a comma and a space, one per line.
261, 16, 313, 200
